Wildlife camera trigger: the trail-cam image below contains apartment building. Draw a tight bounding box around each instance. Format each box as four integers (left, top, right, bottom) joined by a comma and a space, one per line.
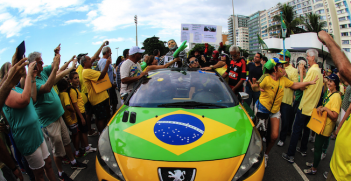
236, 27, 249, 50
248, 11, 262, 54
335, 0, 351, 52
227, 15, 249, 45
260, 4, 282, 40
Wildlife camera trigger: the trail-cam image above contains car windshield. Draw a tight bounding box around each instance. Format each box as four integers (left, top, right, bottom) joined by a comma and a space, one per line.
128, 69, 236, 108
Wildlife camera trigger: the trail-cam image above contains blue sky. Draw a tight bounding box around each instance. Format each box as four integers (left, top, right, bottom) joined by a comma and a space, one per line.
0, 0, 282, 67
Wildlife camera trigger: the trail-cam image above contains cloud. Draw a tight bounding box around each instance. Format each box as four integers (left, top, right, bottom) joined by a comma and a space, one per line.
9, 39, 15, 43
64, 10, 98, 25
92, 37, 134, 45
0, 0, 83, 37
0, 48, 8, 54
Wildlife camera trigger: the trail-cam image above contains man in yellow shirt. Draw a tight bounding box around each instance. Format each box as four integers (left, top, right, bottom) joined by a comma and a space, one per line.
81, 53, 111, 134
277, 50, 299, 147
318, 30, 351, 181
283, 49, 323, 163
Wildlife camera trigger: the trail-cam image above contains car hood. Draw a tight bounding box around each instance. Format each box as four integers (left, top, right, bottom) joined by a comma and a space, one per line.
108, 105, 253, 162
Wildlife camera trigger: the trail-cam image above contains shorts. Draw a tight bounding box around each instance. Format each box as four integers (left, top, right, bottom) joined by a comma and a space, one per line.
92, 99, 109, 120
85, 93, 93, 114
108, 88, 118, 106
77, 113, 89, 133
68, 123, 79, 135
254, 100, 281, 119
45, 117, 71, 157
24, 141, 50, 170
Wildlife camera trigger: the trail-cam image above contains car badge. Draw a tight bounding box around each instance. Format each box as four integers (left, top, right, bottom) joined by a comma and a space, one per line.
158, 168, 196, 181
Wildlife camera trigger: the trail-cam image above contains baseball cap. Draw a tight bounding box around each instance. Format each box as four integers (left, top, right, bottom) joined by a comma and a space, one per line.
278, 49, 291, 58
327, 73, 340, 85
129, 46, 145, 55
332, 68, 338, 73
77, 53, 88, 61
327, 69, 332, 73
263, 57, 287, 74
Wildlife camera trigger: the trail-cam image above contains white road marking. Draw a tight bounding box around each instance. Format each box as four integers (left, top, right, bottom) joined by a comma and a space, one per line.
70, 160, 89, 180
292, 163, 309, 181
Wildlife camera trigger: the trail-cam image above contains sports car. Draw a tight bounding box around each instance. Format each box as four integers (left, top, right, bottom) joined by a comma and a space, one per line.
96, 68, 264, 181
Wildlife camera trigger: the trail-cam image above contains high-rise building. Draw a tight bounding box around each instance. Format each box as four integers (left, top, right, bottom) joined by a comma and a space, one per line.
228, 15, 249, 45
248, 11, 262, 54
236, 27, 249, 50
334, 0, 351, 52
260, 4, 282, 40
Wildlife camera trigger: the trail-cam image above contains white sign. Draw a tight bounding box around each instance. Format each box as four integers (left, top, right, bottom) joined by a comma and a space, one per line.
180, 24, 221, 44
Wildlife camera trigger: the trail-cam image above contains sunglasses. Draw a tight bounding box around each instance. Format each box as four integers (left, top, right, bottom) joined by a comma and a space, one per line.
190, 59, 198, 64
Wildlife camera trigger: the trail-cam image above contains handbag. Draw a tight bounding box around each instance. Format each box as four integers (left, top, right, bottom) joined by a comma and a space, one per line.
91, 74, 112, 93
307, 108, 327, 134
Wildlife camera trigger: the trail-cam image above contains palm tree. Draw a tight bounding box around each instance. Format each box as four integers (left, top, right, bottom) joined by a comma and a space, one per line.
301, 13, 327, 33
268, 4, 305, 38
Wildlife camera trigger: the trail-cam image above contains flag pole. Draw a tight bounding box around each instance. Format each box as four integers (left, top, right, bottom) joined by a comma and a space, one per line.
281, 12, 287, 62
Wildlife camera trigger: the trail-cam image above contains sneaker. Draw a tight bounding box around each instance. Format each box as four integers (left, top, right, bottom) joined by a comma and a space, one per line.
304, 168, 317, 175
311, 148, 314, 152
71, 161, 87, 170
323, 171, 328, 179
296, 147, 307, 157
262, 137, 266, 142
264, 154, 268, 168
321, 153, 327, 160
58, 172, 73, 181
75, 149, 87, 159
277, 140, 284, 147
86, 146, 97, 153
306, 162, 313, 167
282, 153, 294, 163
88, 130, 98, 137
62, 156, 70, 164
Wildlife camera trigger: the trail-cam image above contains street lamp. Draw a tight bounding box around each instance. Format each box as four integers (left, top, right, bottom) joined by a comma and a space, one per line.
115, 47, 119, 57
134, 15, 138, 46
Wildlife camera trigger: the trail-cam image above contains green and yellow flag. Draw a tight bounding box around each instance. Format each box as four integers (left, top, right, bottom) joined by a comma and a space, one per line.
257, 34, 268, 49
280, 13, 287, 38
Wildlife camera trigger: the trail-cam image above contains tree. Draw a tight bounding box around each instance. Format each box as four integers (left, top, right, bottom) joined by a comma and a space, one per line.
188, 44, 215, 57
141, 36, 169, 56
268, 4, 305, 38
301, 13, 327, 33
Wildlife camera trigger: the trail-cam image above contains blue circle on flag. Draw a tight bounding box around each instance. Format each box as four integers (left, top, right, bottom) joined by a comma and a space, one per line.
154, 114, 205, 145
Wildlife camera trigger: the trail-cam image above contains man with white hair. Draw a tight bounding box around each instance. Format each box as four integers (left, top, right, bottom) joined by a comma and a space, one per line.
222, 45, 246, 95
28, 48, 85, 181
98, 46, 118, 114
283, 48, 323, 163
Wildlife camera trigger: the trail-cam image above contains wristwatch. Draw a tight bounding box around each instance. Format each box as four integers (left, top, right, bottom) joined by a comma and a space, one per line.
210, 65, 214, 69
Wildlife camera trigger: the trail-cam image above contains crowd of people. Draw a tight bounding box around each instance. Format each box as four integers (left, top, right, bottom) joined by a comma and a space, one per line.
0, 31, 350, 181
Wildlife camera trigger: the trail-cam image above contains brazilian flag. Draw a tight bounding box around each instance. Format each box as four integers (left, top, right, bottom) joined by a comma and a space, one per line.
280, 13, 287, 38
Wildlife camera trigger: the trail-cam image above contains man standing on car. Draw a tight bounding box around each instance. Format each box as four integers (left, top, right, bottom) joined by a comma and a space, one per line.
221, 45, 246, 95
120, 46, 149, 94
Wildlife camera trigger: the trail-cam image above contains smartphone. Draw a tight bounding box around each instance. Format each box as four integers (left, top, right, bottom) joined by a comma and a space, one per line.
105, 41, 109, 46
34, 62, 38, 70
16, 41, 26, 63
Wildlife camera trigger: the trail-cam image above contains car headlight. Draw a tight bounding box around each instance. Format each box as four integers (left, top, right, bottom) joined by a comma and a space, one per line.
97, 127, 126, 181
232, 127, 263, 181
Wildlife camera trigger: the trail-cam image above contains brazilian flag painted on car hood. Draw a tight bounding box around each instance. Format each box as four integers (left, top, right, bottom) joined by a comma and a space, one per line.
108, 105, 253, 162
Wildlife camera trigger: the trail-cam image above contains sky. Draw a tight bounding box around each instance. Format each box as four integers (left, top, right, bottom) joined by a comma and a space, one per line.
0, 0, 283, 67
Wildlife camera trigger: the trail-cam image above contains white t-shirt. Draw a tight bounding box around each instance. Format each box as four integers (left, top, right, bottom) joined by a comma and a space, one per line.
120, 59, 142, 94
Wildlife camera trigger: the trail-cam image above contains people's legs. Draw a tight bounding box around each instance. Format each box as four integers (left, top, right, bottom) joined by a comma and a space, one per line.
322, 137, 331, 154
266, 116, 280, 155
72, 132, 80, 156
45, 120, 66, 173
326, 171, 337, 181
300, 116, 311, 152
279, 103, 292, 142
94, 99, 109, 133
312, 134, 327, 170
24, 141, 50, 181
1, 166, 17, 181
43, 157, 56, 181
32, 168, 45, 181
21, 156, 35, 180
252, 91, 260, 110
287, 109, 305, 156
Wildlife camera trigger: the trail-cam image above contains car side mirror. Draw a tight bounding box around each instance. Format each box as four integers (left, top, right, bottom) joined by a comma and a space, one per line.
121, 93, 129, 100
239, 92, 249, 100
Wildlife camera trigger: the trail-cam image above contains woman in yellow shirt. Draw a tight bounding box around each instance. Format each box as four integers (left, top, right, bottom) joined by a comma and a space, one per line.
304, 74, 341, 175
250, 57, 319, 167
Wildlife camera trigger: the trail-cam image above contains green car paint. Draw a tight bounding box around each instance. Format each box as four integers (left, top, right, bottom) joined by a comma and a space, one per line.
108, 105, 253, 162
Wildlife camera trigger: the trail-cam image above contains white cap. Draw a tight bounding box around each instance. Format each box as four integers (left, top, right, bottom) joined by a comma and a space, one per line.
129, 46, 145, 55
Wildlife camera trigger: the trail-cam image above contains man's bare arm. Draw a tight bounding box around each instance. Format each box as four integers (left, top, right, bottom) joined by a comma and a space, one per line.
54, 59, 77, 84
318, 31, 351, 84
92, 41, 108, 61
39, 55, 60, 94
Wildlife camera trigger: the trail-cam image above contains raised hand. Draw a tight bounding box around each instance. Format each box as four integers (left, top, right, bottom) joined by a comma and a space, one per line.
28, 62, 37, 78
106, 56, 112, 65
317, 31, 332, 45
54, 44, 61, 54
7, 58, 28, 88
53, 54, 61, 69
